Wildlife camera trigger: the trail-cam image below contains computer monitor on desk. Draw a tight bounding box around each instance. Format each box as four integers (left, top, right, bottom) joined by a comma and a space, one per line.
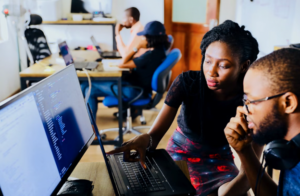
0, 65, 95, 196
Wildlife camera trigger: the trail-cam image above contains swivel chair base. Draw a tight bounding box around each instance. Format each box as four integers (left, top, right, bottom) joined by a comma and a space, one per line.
113, 109, 148, 125
100, 108, 151, 141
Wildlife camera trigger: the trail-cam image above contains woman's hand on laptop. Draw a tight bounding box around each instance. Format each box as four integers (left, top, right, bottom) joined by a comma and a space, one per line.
106, 133, 151, 169
224, 106, 252, 153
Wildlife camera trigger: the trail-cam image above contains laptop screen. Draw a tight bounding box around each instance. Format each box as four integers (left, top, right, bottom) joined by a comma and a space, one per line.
0, 65, 94, 196
90, 36, 102, 54
58, 41, 75, 65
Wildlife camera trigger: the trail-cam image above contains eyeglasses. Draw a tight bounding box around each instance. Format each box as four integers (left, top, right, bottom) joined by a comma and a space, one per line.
242, 92, 287, 113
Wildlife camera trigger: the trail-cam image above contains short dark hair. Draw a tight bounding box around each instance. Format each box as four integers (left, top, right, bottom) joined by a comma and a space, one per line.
250, 48, 300, 94
125, 7, 140, 21
146, 35, 170, 49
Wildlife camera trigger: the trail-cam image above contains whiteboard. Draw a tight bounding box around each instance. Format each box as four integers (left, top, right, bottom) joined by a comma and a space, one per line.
235, 0, 300, 57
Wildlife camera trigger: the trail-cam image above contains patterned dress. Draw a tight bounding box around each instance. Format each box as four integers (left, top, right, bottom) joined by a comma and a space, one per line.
165, 71, 243, 195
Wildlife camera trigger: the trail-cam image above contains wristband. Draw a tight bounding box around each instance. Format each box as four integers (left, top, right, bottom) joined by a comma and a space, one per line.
146, 134, 153, 151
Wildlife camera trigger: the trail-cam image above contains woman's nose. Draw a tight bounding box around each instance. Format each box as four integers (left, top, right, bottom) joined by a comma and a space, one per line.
207, 64, 218, 77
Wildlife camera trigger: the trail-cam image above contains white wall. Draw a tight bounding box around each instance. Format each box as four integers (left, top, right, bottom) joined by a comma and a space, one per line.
219, 0, 237, 24
0, 4, 21, 102
37, 0, 164, 53
235, 0, 300, 57
290, 0, 300, 44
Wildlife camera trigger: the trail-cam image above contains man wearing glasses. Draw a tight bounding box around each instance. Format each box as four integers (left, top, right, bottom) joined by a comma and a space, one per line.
224, 48, 300, 196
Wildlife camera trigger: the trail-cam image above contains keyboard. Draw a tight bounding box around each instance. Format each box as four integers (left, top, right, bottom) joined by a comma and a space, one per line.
118, 156, 166, 194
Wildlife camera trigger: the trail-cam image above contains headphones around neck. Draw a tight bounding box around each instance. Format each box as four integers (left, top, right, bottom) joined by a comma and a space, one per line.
255, 133, 300, 195
264, 133, 300, 170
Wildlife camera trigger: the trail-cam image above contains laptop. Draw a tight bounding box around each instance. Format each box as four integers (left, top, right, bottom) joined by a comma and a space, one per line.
86, 105, 196, 196
58, 41, 98, 70
0, 65, 95, 196
91, 36, 122, 58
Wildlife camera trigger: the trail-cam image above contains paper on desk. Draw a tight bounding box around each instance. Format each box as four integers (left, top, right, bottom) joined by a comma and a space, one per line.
52, 58, 65, 65
102, 59, 129, 71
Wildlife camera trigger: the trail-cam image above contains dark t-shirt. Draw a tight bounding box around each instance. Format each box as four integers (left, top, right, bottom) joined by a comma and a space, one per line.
129, 47, 166, 93
277, 161, 300, 196
165, 71, 243, 147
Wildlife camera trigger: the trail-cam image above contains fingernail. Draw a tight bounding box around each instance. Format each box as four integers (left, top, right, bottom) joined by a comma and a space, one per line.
143, 164, 147, 169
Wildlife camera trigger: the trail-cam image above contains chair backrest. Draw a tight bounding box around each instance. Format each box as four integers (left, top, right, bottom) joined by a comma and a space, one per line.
148, 48, 181, 108
24, 14, 51, 63
25, 28, 52, 63
165, 35, 174, 55
151, 48, 181, 94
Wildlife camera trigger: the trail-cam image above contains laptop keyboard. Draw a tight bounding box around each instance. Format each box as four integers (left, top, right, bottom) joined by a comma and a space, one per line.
118, 156, 166, 194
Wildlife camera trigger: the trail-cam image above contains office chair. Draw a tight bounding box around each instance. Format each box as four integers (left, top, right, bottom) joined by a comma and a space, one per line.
110, 34, 174, 120
100, 49, 181, 140
24, 14, 51, 65
166, 35, 174, 55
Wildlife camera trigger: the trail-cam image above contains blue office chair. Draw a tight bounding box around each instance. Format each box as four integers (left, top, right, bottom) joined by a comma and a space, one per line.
100, 49, 182, 140
166, 35, 174, 55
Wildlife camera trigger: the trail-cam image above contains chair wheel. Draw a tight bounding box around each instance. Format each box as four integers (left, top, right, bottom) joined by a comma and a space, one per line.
141, 121, 147, 125
113, 112, 119, 118
101, 134, 107, 140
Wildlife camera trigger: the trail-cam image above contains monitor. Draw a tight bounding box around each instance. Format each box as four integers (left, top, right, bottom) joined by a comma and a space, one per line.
0, 65, 95, 196
58, 41, 74, 66
71, 0, 89, 13
71, 0, 112, 14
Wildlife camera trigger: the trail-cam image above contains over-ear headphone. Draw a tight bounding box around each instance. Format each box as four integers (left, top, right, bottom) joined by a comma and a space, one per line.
264, 133, 300, 170
255, 133, 300, 195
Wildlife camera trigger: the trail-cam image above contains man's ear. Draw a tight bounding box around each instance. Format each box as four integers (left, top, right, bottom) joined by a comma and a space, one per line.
129, 16, 134, 24
282, 92, 298, 114
241, 60, 250, 73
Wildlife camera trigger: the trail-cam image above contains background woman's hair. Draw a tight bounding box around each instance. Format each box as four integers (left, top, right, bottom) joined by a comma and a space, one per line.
146, 34, 170, 49
196, 20, 259, 140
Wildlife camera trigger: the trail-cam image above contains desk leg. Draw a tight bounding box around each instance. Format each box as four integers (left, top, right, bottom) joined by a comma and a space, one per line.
117, 78, 123, 147
20, 78, 27, 90
112, 24, 117, 51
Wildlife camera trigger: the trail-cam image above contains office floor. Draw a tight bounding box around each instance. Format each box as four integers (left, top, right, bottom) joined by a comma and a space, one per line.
79, 92, 280, 189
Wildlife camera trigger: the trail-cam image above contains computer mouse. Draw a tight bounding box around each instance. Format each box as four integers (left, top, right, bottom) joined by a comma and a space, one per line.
95, 58, 102, 62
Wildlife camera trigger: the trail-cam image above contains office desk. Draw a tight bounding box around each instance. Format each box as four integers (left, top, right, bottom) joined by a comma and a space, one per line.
43, 20, 117, 50
19, 50, 124, 146
70, 161, 190, 196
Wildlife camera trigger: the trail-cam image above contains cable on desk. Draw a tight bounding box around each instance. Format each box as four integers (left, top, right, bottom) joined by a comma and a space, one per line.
83, 68, 92, 104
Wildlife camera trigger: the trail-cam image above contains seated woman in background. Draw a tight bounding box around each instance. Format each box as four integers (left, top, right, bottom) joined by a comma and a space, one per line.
81, 21, 170, 119
108, 20, 263, 196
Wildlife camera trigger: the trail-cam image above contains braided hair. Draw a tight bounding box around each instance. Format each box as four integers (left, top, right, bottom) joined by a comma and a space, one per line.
197, 20, 259, 140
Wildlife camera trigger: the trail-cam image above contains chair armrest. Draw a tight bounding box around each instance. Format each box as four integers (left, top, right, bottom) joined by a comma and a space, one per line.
110, 84, 144, 106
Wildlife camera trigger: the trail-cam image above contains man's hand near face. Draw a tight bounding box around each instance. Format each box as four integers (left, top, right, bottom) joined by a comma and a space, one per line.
115, 23, 124, 36
225, 106, 252, 153
224, 106, 277, 196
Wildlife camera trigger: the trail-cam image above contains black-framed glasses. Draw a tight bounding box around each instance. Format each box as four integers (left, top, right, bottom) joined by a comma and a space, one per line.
242, 92, 287, 113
